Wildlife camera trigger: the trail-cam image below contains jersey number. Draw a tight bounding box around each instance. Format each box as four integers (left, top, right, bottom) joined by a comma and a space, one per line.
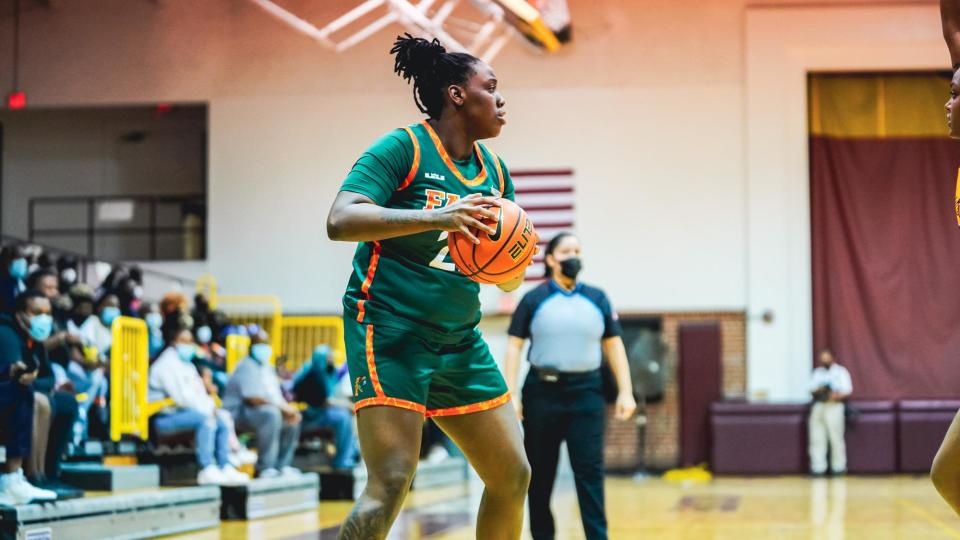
429, 232, 457, 273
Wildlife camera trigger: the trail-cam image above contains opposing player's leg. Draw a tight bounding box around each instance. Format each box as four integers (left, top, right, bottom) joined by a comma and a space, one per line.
434, 403, 530, 540
337, 406, 423, 540
932, 409, 960, 515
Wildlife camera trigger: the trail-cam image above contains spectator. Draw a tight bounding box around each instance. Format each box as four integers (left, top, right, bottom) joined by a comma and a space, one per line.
0, 245, 28, 313
222, 330, 302, 478
808, 349, 852, 476
0, 291, 58, 504
139, 303, 165, 358
159, 291, 189, 319
148, 326, 249, 485
292, 345, 358, 471
65, 292, 115, 444
55, 256, 78, 295
25, 271, 82, 497
28, 269, 71, 329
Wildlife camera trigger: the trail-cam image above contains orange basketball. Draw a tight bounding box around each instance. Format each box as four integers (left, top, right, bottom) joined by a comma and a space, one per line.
448, 199, 539, 284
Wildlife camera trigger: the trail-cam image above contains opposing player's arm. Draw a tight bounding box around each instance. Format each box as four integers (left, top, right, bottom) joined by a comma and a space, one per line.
943, 0, 960, 67
326, 191, 502, 244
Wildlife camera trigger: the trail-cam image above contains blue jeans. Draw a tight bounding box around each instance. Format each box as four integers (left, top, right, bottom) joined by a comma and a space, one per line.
302, 405, 358, 469
65, 363, 107, 446
154, 409, 229, 468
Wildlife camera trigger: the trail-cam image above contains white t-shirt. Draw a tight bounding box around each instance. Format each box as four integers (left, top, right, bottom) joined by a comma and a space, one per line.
148, 346, 216, 416
808, 363, 853, 396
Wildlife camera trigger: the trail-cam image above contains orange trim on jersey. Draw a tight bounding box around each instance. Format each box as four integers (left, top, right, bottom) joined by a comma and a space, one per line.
486, 146, 505, 195
365, 324, 385, 397
356, 242, 381, 323
398, 127, 420, 191
421, 120, 488, 187
355, 396, 427, 415
425, 391, 512, 418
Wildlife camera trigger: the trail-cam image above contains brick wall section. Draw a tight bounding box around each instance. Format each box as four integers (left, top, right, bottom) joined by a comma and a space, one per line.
604, 311, 746, 471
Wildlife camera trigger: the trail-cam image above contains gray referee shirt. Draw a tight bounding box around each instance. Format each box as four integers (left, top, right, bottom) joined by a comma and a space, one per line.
508, 280, 622, 373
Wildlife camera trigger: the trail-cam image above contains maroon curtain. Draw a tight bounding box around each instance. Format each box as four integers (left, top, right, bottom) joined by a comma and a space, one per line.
811, 136, 960, 399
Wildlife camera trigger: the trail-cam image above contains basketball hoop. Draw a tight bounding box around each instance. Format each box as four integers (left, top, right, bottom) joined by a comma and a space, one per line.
246, 0, 571, 63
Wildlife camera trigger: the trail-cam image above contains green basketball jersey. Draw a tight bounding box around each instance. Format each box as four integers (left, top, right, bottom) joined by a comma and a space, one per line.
339, 121, 515, 337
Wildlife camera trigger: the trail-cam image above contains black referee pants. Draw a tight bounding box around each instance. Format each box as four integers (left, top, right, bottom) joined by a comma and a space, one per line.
522, 369, 607, 540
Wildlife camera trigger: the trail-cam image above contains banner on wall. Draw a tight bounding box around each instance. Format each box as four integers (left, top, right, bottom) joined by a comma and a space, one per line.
512, 169, 575, 281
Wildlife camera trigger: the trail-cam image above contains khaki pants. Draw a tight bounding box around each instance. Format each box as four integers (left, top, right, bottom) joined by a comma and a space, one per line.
808, 401, 846, 474
26, 392, 52, 478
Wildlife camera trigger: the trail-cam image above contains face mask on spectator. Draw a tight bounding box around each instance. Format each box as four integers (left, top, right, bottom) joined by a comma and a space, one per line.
9, 258, 28, 280
61, 268, 77, 285
145, 312, 162, 330
176, 343, 196, 363
196, 325, 212, 345
29, 314, 53, 342
133, 286, 144, 299
100, 306, 121, 326
251, 343, 273, 364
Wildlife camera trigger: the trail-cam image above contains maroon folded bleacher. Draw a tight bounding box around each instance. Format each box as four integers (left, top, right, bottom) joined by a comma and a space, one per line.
897, 400, 960, 473
710, 402, 807, 474
844, 400, 896, 473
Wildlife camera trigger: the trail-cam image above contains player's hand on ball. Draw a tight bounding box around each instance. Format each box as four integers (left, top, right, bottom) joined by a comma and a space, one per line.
434, 194, 502, 244
615, 391, 637, 420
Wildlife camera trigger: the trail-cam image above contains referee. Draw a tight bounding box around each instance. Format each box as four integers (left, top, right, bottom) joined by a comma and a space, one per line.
504, 232, 636, 540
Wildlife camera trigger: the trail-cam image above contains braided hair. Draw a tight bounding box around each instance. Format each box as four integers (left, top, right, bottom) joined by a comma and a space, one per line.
390, 34, 479, 119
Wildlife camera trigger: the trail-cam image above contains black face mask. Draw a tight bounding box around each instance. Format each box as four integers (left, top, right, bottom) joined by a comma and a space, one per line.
559, 257, 582, 280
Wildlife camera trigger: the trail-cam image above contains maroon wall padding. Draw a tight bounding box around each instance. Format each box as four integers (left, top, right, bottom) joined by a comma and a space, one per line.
845, 400, 896, 474
811, 137, 960, 399
710, 403, 807, 474
897, 400, 960, 473
678, 322, 722, 467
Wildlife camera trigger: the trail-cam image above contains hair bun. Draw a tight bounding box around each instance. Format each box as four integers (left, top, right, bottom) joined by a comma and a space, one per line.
391, 33, 446, 84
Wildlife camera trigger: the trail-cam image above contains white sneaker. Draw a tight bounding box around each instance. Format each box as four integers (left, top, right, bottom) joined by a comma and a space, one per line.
425, 446, 450, 464
280, 466, 302, 478
197, 464, 228, 485
258, 468, 280, 479
0, 470, 57, 504
228, 448, 258, 468
221, 465, 250, 484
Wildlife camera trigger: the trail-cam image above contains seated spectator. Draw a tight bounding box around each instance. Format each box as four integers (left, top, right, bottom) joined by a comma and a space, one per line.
291, 345, 359, 471
0, 245, 28, 314
0, 291, 58, 504
65, 291, 114, 444
55, 256, 78, 295
148, 326, 249, 485
192, 324, 228, 394
24, 270, 82, 497
139, 303, 165, 359
223, 330, 302, 478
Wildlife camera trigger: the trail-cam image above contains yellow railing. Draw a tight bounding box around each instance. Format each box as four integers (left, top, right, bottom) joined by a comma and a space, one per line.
226, 334, 252, 374
280, 316, 346, 373
216, 294, 283, 363
110, 316, 173, 441
196, 274, 219, 309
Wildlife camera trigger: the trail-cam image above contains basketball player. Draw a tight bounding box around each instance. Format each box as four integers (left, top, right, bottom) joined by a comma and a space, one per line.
325, 35, 532, 539
933, 0, 960, 516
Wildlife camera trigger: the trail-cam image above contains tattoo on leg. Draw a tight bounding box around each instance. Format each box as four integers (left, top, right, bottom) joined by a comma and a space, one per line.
337, 492, 402, 540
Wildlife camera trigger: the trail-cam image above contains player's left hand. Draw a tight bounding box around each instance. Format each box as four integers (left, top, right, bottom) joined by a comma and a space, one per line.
614, 391, 637, 420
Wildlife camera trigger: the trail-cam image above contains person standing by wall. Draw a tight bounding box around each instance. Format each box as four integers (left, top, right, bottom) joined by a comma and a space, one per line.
807, 349, 852, 476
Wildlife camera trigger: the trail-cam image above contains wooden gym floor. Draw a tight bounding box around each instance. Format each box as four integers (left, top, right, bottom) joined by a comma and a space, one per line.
171, 474, 959, 539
